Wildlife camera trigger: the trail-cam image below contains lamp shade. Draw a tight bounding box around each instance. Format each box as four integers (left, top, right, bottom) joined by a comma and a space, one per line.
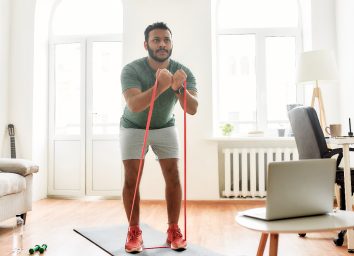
296, 50, 338, 83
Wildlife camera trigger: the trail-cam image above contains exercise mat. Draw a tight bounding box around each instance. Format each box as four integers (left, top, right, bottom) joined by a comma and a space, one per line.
74, 223, 224, 256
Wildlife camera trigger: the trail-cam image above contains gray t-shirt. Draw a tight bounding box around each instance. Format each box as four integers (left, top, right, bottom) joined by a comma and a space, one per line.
120, 57, 197, 129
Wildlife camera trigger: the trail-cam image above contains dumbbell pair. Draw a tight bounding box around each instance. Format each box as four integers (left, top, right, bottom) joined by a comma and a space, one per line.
29, 244, 47, 254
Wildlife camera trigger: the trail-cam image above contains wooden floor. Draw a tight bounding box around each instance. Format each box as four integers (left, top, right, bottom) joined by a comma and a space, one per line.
0, 199, 351, 256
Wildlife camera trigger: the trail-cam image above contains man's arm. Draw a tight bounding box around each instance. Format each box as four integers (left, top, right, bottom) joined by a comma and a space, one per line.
172, 69, 198, 115
176, 90, 198, 115
123, 69, 172, 112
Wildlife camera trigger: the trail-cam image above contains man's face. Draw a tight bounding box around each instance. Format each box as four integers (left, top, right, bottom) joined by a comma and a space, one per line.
145, 29, 173, 62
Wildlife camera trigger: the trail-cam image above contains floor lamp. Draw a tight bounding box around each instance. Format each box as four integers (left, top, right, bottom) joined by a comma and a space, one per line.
296, 50, 338, 133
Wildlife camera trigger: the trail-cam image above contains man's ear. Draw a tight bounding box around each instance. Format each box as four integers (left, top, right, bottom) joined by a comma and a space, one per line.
144, 41, 148, 50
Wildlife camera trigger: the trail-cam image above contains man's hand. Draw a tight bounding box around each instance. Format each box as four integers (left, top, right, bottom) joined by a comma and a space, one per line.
172, 69, 187, 91
157, 69, 173, 93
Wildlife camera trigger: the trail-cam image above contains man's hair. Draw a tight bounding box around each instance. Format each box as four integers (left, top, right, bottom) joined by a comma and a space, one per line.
144, 22, 172, 42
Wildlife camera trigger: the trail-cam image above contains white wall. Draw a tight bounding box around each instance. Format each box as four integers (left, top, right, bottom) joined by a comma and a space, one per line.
298, 0, 339, 125
0, 0, 10, 156
8, 0, 36, 159
8, 0, 47, 200
336, 0, 354, 133
335, 0, 354, 169
31, 0, 57, 200
1, 0, 47, 200
310, 0, 340, 125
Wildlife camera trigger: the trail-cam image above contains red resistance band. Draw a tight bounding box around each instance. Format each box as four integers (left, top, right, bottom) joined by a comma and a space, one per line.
127, 73, 188, 250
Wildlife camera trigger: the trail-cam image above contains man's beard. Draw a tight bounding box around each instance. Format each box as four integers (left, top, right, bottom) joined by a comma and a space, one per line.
147, 45, 172, 62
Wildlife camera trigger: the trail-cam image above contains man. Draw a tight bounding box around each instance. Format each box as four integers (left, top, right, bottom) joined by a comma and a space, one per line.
120, 22, 198, 253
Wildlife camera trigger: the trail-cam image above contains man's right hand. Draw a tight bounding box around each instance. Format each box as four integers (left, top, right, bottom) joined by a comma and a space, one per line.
156, 69, 173, 93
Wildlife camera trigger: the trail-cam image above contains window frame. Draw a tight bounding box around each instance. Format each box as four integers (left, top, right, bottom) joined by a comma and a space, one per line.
215, 11, 303, 135
48, 34, 123, 139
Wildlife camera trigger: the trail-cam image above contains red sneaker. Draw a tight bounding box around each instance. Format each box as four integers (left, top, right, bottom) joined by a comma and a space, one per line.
166, 224, 187, 250
125, 225, 143, 253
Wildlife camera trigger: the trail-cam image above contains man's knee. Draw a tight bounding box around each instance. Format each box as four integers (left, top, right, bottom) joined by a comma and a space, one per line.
124, 178, 139, 190
123, 160, 142, 190
166, 171, 181, 188
123, 170, 139, 190
168, 178, 181, 188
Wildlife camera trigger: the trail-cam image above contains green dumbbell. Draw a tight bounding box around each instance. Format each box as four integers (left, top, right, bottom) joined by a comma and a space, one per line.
29, 244, 40, 254
39, 244, 48, 253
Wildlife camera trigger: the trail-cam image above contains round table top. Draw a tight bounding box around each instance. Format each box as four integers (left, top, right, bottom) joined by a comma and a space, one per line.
236, 210, 354, 234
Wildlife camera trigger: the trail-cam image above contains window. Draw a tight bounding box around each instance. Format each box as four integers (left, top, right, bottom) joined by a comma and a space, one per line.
50, 0, 123, 135
215, 0, 301, 136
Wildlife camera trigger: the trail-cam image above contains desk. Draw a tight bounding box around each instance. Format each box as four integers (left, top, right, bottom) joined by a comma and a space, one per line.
327, 136, 354, 251
236, 210, 354, 256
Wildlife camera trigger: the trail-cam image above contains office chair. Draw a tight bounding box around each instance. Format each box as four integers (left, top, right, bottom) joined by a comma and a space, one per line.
288, 106, 354, 246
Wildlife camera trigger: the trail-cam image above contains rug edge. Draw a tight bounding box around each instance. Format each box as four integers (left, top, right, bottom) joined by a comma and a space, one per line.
73, 228, 114, 256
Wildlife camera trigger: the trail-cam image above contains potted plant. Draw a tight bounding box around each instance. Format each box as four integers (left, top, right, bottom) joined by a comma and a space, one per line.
221, 123, 234, 136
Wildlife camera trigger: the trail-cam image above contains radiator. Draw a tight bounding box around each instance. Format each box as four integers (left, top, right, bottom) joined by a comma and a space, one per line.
222, 147, 299, 198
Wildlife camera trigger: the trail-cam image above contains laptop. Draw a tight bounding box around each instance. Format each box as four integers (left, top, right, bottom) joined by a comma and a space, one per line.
241, 159, 336, 220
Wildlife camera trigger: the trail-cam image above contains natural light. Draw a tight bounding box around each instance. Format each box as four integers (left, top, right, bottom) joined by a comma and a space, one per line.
51, 0, 123, 136
216, 0, 299, 136
217, 0, 298, 29
217, 35, 257, 133
52, 0, 123, 35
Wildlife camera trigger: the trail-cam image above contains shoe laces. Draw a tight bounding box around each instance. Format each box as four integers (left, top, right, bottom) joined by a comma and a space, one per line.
128, 228, 142, 241
169, 227, 183, 240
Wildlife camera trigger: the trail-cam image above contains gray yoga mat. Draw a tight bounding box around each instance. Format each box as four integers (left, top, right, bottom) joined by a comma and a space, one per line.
74, 223, 224, 256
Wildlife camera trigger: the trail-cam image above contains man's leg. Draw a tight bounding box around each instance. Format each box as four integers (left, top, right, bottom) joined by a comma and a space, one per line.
159, 158, 186, 250
123, 159, 144, 226
159, 158, 182, 224
123, 159, 144, 253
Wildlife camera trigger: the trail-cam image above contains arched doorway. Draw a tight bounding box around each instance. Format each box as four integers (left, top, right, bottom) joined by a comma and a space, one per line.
47, 0, 124, 196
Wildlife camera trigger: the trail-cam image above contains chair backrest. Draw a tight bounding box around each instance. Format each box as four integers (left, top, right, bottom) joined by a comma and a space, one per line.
288, 106, 329, 159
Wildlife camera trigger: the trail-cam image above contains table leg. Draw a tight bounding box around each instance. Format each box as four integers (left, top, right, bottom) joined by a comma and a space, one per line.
269, 234, 279, 256
257, 233, 268, 256
342, 144, 354, 252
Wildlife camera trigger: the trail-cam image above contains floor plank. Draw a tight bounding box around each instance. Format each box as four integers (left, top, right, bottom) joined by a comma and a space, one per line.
0, 199, 350, 256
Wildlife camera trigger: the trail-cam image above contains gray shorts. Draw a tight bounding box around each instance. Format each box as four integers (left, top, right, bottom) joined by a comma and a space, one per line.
119, 126, 180, 160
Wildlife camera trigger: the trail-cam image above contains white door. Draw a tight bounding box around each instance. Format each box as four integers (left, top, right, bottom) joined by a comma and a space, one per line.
86, 37, 123, 196
48, 36, 123, 197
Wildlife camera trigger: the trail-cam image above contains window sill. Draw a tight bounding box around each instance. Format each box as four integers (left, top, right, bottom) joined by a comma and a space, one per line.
208, 136, 295, 142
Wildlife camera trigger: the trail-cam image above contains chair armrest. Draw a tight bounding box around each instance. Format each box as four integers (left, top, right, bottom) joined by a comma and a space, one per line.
322, 148, 343, 168
324, 148, 354, 169
0, 158, 39, 176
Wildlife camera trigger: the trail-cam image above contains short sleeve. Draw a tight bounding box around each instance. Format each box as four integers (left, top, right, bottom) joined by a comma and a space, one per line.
120, 64, 141, 93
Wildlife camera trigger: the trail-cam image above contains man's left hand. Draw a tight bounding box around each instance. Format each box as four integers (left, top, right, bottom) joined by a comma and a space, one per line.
171, 69, 187, 91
